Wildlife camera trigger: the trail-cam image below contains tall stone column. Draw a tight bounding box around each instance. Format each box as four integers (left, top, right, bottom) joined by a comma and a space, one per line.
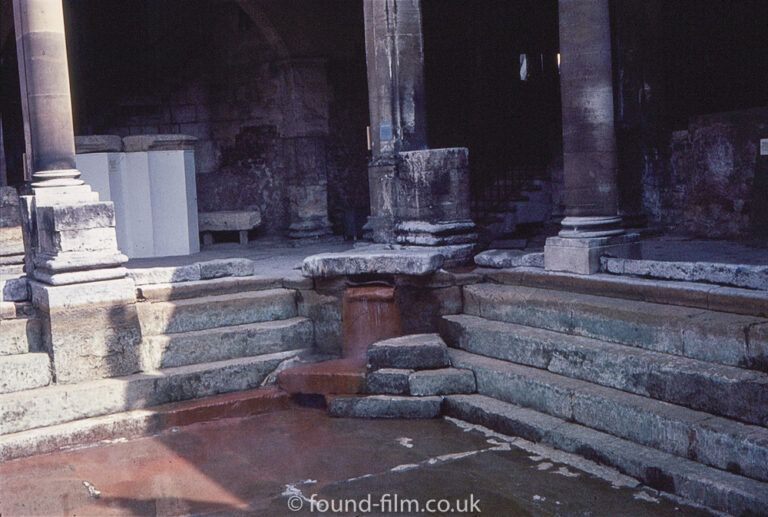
363, 0, 428, 242
363, 0, 476, 261
14, 0, 141, 383
544, 0, 639, 274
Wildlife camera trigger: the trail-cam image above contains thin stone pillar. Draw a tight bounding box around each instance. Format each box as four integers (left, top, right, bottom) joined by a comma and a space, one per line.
13, 0, 141, 383
544, 0, 639, 274
363, 0, 476, 261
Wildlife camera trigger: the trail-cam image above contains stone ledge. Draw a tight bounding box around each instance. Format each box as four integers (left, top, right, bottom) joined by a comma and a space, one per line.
483, 267, 768, 318
302, 246, 444, 278
123, 134, 197, 152
474, 250, 544, 269
74, 135, 123, 154
602, 257, 768, 291
328, 395, 443, 419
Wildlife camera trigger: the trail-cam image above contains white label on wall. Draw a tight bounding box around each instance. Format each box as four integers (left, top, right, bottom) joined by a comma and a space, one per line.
761, 139, 768, 156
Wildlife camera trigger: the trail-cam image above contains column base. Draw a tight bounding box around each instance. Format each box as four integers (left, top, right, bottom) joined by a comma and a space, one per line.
20, 195, 128, 286
288, 185, 332, 239
544, 233, 641, 275
363, 215, 396, 244
395, 220, 477, 246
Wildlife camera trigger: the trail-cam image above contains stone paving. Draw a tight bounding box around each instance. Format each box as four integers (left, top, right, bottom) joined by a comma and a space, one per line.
122, 235, 766, 273
0, 406, 715, 516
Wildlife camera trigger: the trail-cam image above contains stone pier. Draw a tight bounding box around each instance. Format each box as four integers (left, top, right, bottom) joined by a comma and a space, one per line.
363, 0, 476, 260
544, 0, 639, 274
13, 0, 141, 383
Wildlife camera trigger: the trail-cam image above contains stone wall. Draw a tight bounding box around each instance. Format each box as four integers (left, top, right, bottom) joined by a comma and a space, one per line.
642, 108, 768, 239
68, 1, 369, 236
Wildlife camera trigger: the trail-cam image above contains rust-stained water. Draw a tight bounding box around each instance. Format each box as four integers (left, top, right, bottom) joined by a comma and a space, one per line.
342, 285, 402, 359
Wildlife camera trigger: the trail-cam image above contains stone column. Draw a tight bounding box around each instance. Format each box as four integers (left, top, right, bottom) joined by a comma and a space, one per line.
363, 0, 428, 242
363, 0, 476, 261
544, 0, 639, 274
277, 58, 333, 239
13, 0, 141, 383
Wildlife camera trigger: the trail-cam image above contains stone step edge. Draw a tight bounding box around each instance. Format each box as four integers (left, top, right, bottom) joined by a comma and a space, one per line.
141, 316, 314, 370
448, 348, 768, 482
0, 352, 53, 395
601, 256, 768, 292
0, 386, 292, 463
481, 266, 768, 318
126, 258, 312, 289
441, 313, 768, 423
444, 394, 768, 517
0, 348, 306, 437
136, 274, 311, 302
136, 287, 296, 308
462, 282, 767, 373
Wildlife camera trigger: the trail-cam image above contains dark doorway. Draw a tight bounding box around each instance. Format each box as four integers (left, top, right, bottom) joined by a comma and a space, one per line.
421, 0, 560, 220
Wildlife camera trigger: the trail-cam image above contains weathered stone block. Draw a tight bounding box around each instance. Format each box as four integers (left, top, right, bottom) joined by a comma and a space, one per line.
137, 288, 296, 336
0, 353, 51, 394
328, 395, 442, 419
396, 147, 471, 222
30, 278, 141, 383
198, 258, 255, 279
408, 368, 476, 396
36, 202, 115, 232
366, 368, 412, 395
367, 333, 449, 370
474, 250, 544, 269
0, 317, 42, 355
1, 277, 28, 302
297, 289, 341, 354
302, 246, 444, 277
141, 317, 312, 370
128, 264, 202, 286
545, 234, 641, 275
198, 210, 262, 232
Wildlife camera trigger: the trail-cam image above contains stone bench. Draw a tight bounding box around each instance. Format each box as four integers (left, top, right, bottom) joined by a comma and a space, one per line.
198, 210, 262, 246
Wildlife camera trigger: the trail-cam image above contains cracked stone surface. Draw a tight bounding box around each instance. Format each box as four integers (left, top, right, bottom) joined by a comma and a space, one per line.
0, 407, 714, 516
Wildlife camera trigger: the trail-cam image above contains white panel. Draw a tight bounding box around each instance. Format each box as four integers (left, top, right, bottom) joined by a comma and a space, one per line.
75, 153, 112, 202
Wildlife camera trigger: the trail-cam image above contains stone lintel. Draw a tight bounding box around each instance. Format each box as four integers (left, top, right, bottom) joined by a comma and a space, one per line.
123, 134, 197, 152
75, 135, 123, 154
545, 233, 641, 275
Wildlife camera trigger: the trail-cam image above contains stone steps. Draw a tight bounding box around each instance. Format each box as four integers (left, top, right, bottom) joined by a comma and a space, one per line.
464, 283, 768, 371
136, 274, 292, 302
483, 267, 768, 318
0, 316, 42, 356
0, 348, 305, 436
0, 386, 292, 462
448, 349, 768, 483
444, 394, 768, 517
277, 358, 367, 395
328, 394, 443, 419
441, 314, 768, 425
136, 288, 297, 336
141, 316, 313, 369
0, 353, 52, 394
